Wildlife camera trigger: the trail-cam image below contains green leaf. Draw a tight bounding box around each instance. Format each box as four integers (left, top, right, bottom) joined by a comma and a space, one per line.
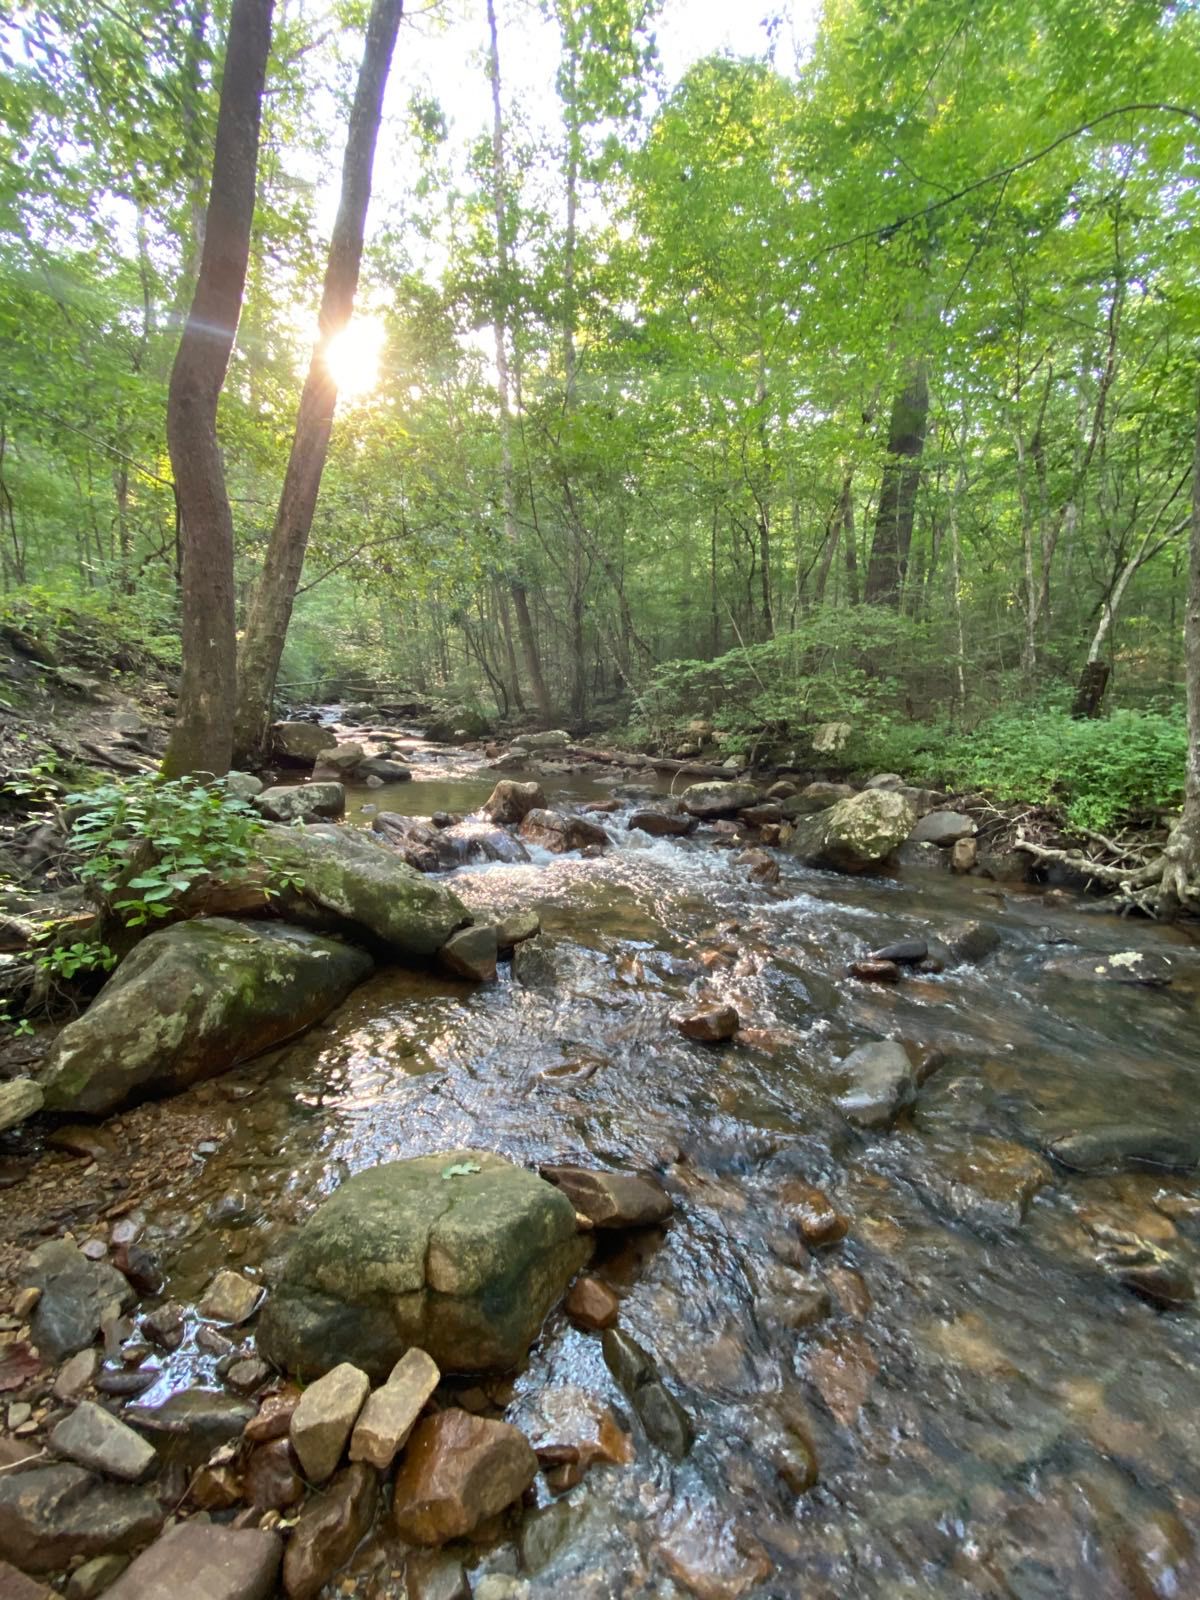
441, 1161, 482, 1179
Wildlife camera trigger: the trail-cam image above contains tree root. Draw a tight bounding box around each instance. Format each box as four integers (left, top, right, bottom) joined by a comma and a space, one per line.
1015, 822, 1200, 918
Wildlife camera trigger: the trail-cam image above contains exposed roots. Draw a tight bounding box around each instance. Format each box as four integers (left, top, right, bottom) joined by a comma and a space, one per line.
1015, 813, 1200, 919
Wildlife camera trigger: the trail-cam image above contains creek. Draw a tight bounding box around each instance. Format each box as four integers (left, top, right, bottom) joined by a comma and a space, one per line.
112, 731, 1200, 1597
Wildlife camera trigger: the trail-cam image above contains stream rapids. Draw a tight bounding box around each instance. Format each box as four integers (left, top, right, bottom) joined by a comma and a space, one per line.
90, 732, 1200, 1597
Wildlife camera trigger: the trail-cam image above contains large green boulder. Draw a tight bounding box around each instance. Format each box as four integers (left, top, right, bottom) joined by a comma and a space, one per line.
787, 789, 916, 873
257, 1151, 590, 1380
40, 919, 372, 1116
261, 824, 470, 958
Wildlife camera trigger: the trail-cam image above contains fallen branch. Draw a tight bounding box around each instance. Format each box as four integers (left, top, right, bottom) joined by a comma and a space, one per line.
560, 745, 737, 779
1013, 829, 1165, 888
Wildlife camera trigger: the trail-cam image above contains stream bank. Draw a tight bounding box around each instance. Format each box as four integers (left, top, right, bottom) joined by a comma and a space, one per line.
0, 716, 1199, 1599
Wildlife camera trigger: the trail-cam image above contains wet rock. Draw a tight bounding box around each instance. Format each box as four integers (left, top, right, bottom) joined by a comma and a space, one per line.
680, 782, 758, 819
735, 848, 779, 884
0, 1560, 55, 1600
807, 1328, 878, 1426
41, 919, 372, 1117
289, 1362, 369, 1483
910, 810, 975, 846
494, 910, 541, 952
244, 1388, 301, 1444
0, 1078, 42, 1133
779, 1179, 849, 1247
50, 1401, 157, 1482
895, 839, 951, 872
511, 1383, 633, 1486
186, 1463, 241, 1511
260, 823, 470, 958
206, 1191, 261, 1229
951, 836, 977, 872
518, 809, 609, 853
95, 1370, 157, 1399
404, 1551, 471, 1600
358, 756, 411, 783
847, 958, 901, 983
627, 809, 694, 837
835, 1040, 916, 1130
19, 1240, 135, 1362
443, 819, 532, 865
1101, 1243, 1195, 1309
519, 1498, 578, 1573
673, 1003, 739, 1042
564, 1276, 620, 1330
125, 1390, 254, 1471
481, 780, 546, 825
655, 1503, 773, 1599
1046, 1127, 1200, 1175
976, 846, 1030, 882
0, 1464, 163, 1573
271, 721, 334, 765
54, 1347, 99, 1401
102, 1522, 281, 1600
66, 1554, 129, 1600
197, 1270, 262, 1327
788, 790, 916, 873
140, 1302, 185, 1352
757, 1270, 832, 1331
349, 1347, 440, 1470
867, 937, 927, 965
438, 925, 499, 984
511, 935, 559, 988
391, 1409, 537, 1545
254, 782, 345, 824
244, 1438, 303, 1510
915, 1138, 1053, 1231
112, 1244, 163, 1297
283, 1461, 377, 1600
259, 1151, 589, 1379
943, 920, 1002, 963
601, 1328, 694, 1460
539, 1165, 672, 1230
224, 1358, 270, 1396
1043, 950, 1177, 986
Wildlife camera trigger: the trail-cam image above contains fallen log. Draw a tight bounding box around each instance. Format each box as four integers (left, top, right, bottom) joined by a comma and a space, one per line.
560, 746, 740, 780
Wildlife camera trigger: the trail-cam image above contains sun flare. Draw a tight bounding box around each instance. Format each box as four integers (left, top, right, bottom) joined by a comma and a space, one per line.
323, 317, 386, 400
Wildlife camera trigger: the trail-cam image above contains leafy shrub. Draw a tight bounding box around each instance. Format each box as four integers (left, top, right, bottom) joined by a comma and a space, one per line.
66, 773, 266, 926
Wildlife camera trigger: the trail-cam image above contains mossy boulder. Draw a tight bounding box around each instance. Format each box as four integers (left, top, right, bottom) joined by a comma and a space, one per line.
257, 1151, 590, 1379
680, 781, 757, 818
40, 919, 372, 1116
787, 789, 916, 873
261, 824, 470, 958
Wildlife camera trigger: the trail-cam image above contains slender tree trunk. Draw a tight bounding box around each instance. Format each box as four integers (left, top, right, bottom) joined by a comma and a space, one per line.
865, 361, 929, 606
162, 0, 273, 779
1159, 386, 1200, 912
233, 0, 403, 762
484, 0, 552, 725
948, 464, 967, 714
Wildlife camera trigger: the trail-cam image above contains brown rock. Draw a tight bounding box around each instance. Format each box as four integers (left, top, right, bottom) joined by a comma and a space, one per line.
627, 810, 694, 838
289, 1362, 369, 1483
438, 925, 499, 984
244, 1439, 303, 1510
847, 959, 901, 983
349, 1347, 440, 1471
187, 1463, 242, 1511
391, 1410, 537, 1545
102, 1522, 281, 1600
734, 847, 779, 884
539, 1165, 672, 1230
518, 809, 609, 854
950, 836, 977, 872
481, 780, 545, 825
244, 1388, 301, 1444
564, 1277, 619, 1331
283, 1462, 377, 1600
779, 1180, 849, 1248
673, 1004, 739, 1042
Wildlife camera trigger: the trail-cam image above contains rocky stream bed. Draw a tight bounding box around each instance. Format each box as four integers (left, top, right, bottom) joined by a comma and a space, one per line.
0, 720, 1199, 1600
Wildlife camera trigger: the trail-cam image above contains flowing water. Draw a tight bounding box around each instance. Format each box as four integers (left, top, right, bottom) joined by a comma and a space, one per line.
125, 737, 1200, 1597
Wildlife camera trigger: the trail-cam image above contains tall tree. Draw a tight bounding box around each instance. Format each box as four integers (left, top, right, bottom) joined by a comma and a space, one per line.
233, 0, 404, 762
162, 0, 274, 777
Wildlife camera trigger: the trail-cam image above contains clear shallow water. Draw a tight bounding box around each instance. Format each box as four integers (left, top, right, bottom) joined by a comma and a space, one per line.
133, 745, 1200, 1596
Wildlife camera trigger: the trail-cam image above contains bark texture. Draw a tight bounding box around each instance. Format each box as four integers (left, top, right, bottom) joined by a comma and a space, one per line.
864, 362, 929, 607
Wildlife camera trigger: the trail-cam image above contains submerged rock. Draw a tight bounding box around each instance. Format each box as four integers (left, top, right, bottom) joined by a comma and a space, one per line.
835, 1040, 916, 1130
601, 1328, 694, 1460
628, 809, 695, 837
391, 1410, 537, 1545
564, 1276, 620, 1331
262, 823, 470, 957
258, 1151, 590, 1379
1046, 1127, 1200, 1175
41, 919, 372, 1117
788, 790, 916, 873
674, 1003, 739, 1042
680, 782, 758, 819
1043, 950, 1177, 986
254, 782, 345, 824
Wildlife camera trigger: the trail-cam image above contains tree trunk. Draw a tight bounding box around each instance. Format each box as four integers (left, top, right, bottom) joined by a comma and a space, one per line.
1159, 385, 1200, 913
162, 0, 273, 779
233, 0, 403, 763
865, 361, 929, 607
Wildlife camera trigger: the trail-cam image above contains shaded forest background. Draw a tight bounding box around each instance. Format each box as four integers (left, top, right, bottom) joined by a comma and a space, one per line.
1, 0, 1198, 821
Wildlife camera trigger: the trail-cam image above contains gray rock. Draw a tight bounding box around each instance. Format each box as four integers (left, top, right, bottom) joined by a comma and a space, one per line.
789, 790, 916, 873
261, 824, 470, 957
1046, 1126, 1200, 1175
289, 1362, 370, 1483
439, 925, 498, 984
835, 1041, 916, 1130
124, 1390, 254, 1470
350, 1347, 440, 1470
864, 773, 904, 790
66, 1554, 130, 1600
0, 1465, 162, 1574
197, 1270, 263, 1326
518, 809, 609, 853
680, 782, 758, 819
19, 1241, 134, 1363
54, 1347, 99, 1401
271, 721, 333, 765
254, 782, 345, 824
49, 1401, 157, 1483
627, 809, 694, 837
510, 936, 559, 989
103, 1522, 281, 1600
540, 1165, 673, 1229
896, 840, 952, 872
0, 1077, 42, 1132
494, 910, 541, 952
521, 730, 571, 750
41, 920, 372, 1117
221, 772, 264, 801
909, 810, 975, 846
601, 1329, 694, 1460
810, 721, 851, 754
258, 1151, 590, 1380
312, 741, 366, 772
282, 1461, 377, 1600
357, 757, 411, 782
